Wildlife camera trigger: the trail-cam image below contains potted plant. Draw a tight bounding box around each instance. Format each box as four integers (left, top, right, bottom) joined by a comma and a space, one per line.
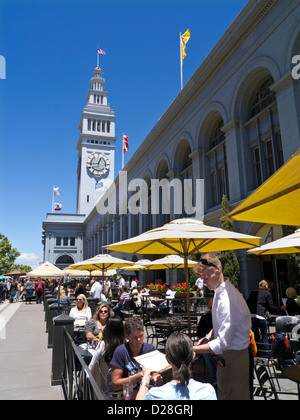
148, 283, 166, 295
171, 282, 194, 298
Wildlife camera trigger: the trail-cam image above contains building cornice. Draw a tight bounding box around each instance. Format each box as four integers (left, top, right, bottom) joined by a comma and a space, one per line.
124, 0, 277, 171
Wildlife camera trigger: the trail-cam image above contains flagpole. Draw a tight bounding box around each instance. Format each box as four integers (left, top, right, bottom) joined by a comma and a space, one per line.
52, 185, 55, 213
97, 47, 99, 67
180, 32, 183, 90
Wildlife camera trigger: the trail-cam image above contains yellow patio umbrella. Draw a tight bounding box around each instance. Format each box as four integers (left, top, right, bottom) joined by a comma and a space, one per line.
227, 148, 300, 225
103, 218, 261, 334
120, 259, 152, 286
67, 254, 135, 281
63, 269, 113, 278
141, 255, 198, 285
248, 228, 300, 255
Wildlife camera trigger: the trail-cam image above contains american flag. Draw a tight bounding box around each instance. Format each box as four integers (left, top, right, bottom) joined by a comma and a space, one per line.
98, 48, 106, 55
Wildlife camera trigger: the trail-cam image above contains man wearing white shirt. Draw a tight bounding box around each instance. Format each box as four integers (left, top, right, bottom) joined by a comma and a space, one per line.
193, 254, 251, 400
90, 279, 103, 303
118, 275, 126, 289
195, 277, 204, 297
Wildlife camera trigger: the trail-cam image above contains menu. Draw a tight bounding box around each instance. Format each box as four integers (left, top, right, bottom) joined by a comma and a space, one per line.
134, 350, 171, 373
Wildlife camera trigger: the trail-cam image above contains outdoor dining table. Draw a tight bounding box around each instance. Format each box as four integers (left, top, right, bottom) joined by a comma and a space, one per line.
283, 365, 300, 400
283, 365, 300, 399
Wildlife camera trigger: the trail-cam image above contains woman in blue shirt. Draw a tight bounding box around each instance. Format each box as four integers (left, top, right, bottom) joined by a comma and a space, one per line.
136, 332, 217, 400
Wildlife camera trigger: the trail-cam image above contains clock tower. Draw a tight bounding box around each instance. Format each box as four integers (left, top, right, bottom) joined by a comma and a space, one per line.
76, 66, 116, 215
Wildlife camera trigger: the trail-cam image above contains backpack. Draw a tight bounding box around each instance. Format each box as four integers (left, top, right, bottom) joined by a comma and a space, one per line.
271, 333, 295, 370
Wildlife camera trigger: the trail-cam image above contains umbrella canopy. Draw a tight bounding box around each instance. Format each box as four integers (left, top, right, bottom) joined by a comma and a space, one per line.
67, 254, 135, 280
142, 254, 197, 269
248, 228, 300, 255
63, 269, 111, 277
5, 269, 28, 276
27, 261, 64, 278
227, 148, 300, 225
141, 255, 198, 285
120, 259, 152, 286
103, 218, 260, 255
103, 218, 261, 333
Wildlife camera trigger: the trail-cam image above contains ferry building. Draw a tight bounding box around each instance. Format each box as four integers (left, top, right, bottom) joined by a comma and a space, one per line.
42, 0, 300, 298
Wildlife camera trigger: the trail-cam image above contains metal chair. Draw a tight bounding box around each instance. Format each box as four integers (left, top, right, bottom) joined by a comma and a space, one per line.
276, 316, 300, 335
254, 361, 279, 400
154, 323, 174, 351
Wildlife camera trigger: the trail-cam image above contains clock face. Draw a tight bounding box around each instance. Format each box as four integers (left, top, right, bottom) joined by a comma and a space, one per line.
86, 152, 110, 177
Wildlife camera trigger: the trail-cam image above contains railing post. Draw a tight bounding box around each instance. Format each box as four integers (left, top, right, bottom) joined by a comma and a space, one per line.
87, 297, 98, 316
47, 303, 62, 349
51, 314, 74, 386
45, 297, 57, 329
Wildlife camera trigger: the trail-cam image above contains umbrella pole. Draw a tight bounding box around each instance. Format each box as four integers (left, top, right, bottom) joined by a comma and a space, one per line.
184, 252, 191, 337
271, 256, 281, 306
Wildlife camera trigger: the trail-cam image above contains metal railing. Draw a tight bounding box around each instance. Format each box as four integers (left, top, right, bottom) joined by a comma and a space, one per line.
61, 327, 106, 400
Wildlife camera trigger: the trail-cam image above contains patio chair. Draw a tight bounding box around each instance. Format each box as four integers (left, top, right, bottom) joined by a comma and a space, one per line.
154, 323, 174, 351
254, 361, 279, 400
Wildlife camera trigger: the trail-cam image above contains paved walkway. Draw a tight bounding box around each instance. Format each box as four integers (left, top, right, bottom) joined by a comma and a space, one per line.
0, 301, 64, 400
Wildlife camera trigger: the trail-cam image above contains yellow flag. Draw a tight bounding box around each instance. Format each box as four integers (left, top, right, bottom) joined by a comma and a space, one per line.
181, 29, 191, 63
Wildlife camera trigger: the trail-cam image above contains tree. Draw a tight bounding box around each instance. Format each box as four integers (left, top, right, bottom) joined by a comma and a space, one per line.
220, 195, 240, 288
0, 233, 20, 274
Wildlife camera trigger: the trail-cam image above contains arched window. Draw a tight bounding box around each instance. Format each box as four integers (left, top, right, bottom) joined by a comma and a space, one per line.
250, 77, 276, 118
208, 118, 228, 207
245, 76, 282, 189
56, 255, 74, 266
210, 120, 225, 149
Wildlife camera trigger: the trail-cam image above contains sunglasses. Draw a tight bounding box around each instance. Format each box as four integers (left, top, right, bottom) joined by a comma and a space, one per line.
77, 299, 83, 301
100, 310, 108, 314
200, 258, 219, 269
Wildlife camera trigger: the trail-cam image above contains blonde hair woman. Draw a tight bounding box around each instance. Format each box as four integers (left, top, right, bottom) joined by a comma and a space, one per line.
69, 294, 92, 324
69, 294, 92, 345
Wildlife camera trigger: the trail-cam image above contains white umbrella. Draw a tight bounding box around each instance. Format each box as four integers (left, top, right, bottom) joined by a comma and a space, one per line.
248, 228, 300, 255
27, 261, 64, 278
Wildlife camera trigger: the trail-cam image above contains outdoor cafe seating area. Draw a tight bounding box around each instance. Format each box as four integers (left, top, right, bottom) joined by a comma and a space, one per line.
43, 278, 300, 401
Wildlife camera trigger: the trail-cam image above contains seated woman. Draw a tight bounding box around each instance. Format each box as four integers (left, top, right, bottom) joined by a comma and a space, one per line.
136, 332, 217, 400
89, 317, 126, 393
286, 287, 300, 315
112, 286, 130, 320
85, 303, 114, 344
59, 289, 72, 307
69, 294, 92, 345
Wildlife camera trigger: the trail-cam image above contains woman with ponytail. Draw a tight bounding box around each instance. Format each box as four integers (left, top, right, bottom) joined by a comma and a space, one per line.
136, 332, 217, 400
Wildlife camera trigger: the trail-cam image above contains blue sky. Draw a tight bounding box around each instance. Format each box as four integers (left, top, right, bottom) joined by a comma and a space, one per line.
0, 0, 248, 268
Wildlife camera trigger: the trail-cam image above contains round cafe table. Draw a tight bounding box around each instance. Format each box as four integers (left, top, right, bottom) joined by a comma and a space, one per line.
283, 365, 300, 399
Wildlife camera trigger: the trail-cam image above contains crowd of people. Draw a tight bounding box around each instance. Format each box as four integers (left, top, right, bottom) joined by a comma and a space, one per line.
0, 277, 46, 304
2, 258, 300, 400
63, 254, 299, 401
